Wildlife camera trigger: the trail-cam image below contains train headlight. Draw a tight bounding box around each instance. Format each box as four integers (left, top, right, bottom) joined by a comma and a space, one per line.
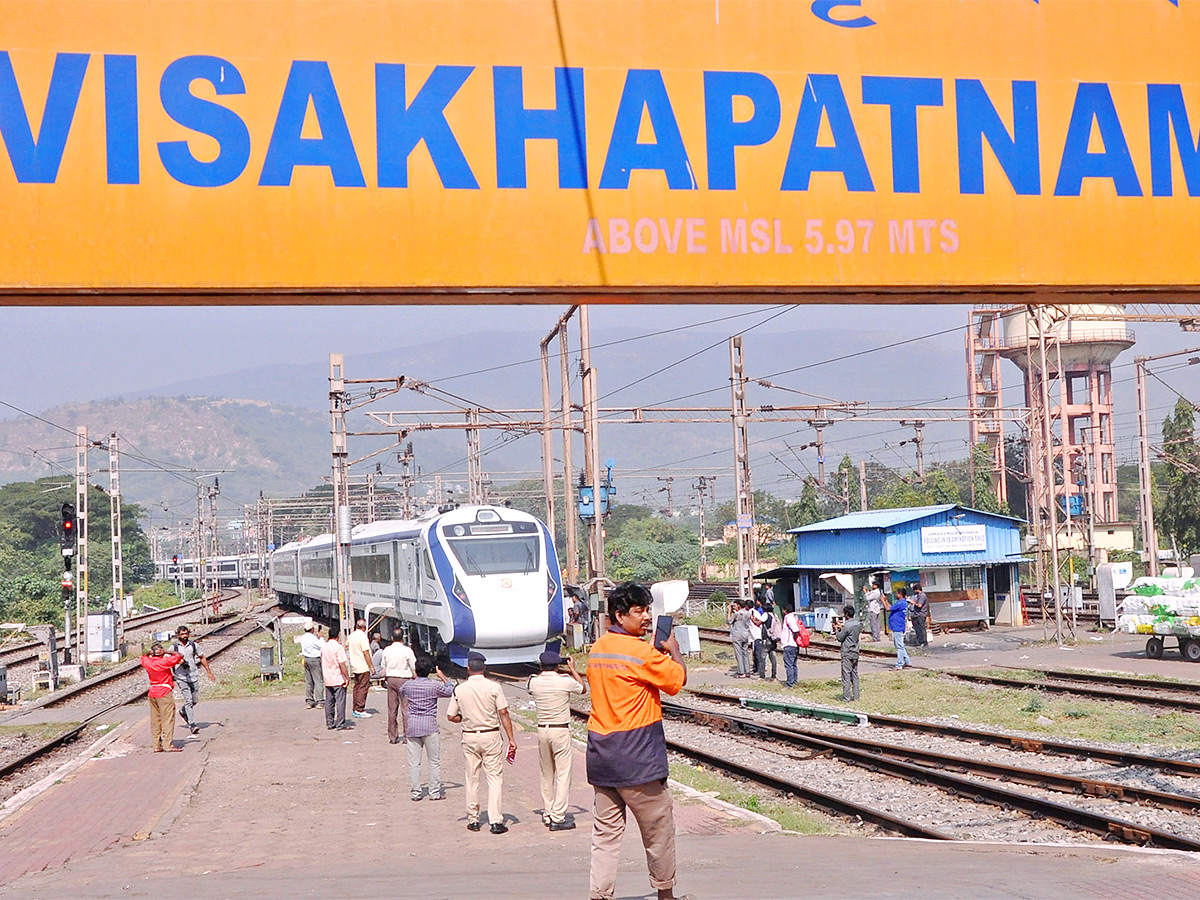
547, 574, 557, 605
452, 525, 466, 537
452, 575, 471, 608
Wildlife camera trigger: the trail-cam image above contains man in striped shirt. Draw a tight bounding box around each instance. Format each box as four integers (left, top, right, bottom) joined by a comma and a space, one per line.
586, 582, 687, 900
399, 656, 455, 801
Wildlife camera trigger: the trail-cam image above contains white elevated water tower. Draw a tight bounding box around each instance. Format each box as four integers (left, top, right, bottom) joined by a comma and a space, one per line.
999, 305, 1134, 524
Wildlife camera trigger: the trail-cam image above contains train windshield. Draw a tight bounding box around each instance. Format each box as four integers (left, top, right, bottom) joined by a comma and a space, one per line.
447, 536, 540, 576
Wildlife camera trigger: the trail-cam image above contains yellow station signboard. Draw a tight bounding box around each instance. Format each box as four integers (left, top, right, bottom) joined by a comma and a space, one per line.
1, 0, 1199, 300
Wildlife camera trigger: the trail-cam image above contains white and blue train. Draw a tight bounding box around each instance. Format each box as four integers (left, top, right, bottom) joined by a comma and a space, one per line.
156, 554, 264, 589
270, 504, 567, 666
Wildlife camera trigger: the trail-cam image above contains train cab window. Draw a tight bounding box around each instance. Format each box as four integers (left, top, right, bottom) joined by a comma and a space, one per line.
423, 549, 436, 580
447, 535, 540, 576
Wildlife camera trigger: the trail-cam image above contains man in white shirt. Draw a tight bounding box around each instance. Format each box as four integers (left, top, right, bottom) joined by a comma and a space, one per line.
865, 580, 884, 642
780, 608, 803, 688
527, 650, 586, 830
298, 623, 325, 709
382, 635, 418, 744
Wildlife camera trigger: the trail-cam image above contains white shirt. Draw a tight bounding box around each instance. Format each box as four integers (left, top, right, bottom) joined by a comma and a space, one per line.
381, 641, 417, 678
866, 588, 883, 615
299, 632, 325, 658
780, 612, 802, 649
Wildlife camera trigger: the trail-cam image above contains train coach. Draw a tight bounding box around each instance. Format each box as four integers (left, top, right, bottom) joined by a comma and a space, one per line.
156, 554, 263, 588
270, 504, 567, 666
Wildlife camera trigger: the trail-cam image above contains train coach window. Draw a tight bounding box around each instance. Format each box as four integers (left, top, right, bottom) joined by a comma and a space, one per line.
352, 554, 392, 584
447, 536, 539, 576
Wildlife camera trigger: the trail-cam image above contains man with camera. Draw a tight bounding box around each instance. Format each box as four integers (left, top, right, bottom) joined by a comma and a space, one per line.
586, 582, 688, 900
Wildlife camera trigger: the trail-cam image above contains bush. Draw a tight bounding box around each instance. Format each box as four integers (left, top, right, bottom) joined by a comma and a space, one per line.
709, 589, 728, 605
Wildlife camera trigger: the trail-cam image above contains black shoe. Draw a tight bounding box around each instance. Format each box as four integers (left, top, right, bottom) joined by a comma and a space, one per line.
490, 823, 508, 835
467, 822, 482, 832
390, 737, 401, 744
191, 726, 200, 735
548, 820, 576, 831
306, 703, 315, 709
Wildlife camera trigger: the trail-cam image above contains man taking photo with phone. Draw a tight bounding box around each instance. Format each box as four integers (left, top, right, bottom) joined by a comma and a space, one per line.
586, 582, 688, 900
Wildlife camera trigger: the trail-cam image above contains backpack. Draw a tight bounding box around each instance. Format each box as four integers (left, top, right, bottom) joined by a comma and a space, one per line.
792, 617, 811, 648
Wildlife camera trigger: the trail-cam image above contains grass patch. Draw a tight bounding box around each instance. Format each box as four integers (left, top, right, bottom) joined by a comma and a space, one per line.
202, 633, 307, 701
683, 606, 730, 629
668, 760, 840, 835
708, 668, 1200, 749
0, 721, 81, 745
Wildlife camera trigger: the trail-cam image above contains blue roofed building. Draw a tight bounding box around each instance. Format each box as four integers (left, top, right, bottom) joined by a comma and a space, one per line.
759, 504, 1025, 629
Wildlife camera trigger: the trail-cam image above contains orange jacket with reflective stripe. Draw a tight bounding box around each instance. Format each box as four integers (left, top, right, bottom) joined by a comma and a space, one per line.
585, 627, 685, 787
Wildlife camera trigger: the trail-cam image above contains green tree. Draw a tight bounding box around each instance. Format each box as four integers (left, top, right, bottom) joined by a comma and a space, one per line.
793, 478, 821, 527
1160, 398, 1200, 555
924, 469, 962, 505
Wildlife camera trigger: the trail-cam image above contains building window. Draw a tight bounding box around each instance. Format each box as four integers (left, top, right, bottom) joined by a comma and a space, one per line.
948, 567, 982, 591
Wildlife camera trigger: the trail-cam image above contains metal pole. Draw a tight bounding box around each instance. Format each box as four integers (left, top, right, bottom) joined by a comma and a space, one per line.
1136, 357, 1159, 576
109, 433, 124, 649
560, 325, 579, 584
1036, 309, 1064, 646
330, 354, 354, 638
696, 477, 708, 582
858, 459, 868, 511
75, 426, 88, 666
579, 306, 606, 625
540, 335, 557, 538
730, 336, 757, 606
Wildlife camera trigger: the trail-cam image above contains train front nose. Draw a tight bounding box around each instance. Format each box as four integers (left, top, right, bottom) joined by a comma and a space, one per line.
468, 576, 551, 648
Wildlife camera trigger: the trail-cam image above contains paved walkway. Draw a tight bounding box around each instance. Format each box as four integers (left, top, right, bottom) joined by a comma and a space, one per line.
2, 683, 1199, 897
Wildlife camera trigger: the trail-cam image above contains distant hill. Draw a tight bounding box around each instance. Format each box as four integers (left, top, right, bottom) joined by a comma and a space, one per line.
0, 322, 1110, 514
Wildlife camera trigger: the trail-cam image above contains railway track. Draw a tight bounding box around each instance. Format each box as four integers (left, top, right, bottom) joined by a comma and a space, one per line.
940, 670, 1200, 713
665, 697, 1200, 851
687, 686, 1200, 777
0, 595, 226, 670
0, 607, 279, 782
489, 669, 960, 841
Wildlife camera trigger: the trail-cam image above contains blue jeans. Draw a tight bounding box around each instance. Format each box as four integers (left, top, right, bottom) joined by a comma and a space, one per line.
783, 646, 799, 687
893, 630, 911, 668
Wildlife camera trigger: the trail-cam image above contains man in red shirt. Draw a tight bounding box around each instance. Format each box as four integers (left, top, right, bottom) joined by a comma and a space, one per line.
140, 642, 184, 752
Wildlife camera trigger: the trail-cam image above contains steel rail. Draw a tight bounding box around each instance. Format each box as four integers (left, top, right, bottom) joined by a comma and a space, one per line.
489, 670, 953, 840
0, 596, 216, 669
941, 670, 1200, 713
0, 612, 274, 781
1001, 666, 1200, 694
686, 687, 1200, 778
663, 700, 1200, 852
724, 709, 1200, 814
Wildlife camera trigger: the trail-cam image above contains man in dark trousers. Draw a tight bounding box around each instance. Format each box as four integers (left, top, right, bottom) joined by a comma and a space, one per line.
586, 582, 688, 900
171, 625, 215, 735
833, 603, 862, 701
910, 586, 930, 646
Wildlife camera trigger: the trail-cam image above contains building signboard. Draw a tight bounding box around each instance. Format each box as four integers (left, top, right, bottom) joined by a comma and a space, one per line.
3, 1, 1200, 300
920, 524, 988, 554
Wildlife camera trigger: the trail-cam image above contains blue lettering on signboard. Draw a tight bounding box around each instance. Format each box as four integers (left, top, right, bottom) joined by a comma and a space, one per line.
810, 0, 875, 29
158, 55, 251, 187
861, 75, 943, 193
703, 71, 781, 190
599, 69, 695, 190
104, 55, 140, 184
494, 66, 587, 189
1148, 84, 1200, 197
780, 74, 874, 192
955, 79, 1040, 196
1054, 83, 1142, 197
0, 51, 88, 183
260, 61, 366, 187
376, 64, 479, 189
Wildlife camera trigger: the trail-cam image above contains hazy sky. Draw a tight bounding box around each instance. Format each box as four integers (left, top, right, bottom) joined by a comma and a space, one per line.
2, 302, 969, 412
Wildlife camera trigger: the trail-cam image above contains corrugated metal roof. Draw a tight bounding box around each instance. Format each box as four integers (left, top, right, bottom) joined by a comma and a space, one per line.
789, 504, 1024, 534
790, 505, 957, 533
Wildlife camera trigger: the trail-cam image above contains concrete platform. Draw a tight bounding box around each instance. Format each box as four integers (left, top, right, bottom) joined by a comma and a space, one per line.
2, 685, 1199, 898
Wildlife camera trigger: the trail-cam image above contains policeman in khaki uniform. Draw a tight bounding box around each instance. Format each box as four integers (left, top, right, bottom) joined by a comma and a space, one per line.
447, 651, 517, 834
527, 650, 587, 830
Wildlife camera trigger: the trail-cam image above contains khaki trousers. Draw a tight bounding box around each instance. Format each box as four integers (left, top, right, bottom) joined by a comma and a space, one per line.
537, 725, 573, 822
589, 780, 676, 900
461, 731, 504, 825
149, 694, 176, 750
